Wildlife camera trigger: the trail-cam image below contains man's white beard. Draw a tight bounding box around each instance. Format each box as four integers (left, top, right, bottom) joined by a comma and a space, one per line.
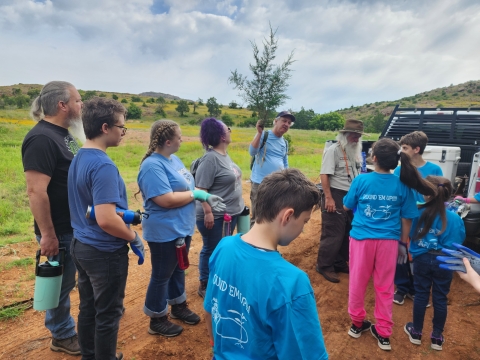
68, 117, 86, 144
337, 133, 362, 161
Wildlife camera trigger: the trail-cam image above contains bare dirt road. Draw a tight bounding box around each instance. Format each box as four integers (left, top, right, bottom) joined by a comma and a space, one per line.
1, 182, 479, 359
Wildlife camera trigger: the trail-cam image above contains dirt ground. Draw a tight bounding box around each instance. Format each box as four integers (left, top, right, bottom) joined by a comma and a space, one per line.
1, 182, 480, 360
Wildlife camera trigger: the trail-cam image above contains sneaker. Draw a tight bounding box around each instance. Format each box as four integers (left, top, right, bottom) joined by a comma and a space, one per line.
148, 316, 183, 337
405, 293, 415, 301
116, 352, 124, 360
393, 291, 405, 305
198, 280, 207, 299
50, 334, 81, 355
370, 325, 391, 351
348, 320, 371, 338
404, 322, 422, 345
431, 333, 445, 351
316, 265, 340, 283
171, 301, 201, 325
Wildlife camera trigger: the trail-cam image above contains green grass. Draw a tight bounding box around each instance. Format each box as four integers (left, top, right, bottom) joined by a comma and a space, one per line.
0, 301, 32, 321
1, 257, 35, 271
0, 118, 379, 246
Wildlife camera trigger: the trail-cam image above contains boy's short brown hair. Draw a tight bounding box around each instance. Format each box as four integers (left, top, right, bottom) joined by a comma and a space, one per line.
399, 131, 428, 154
255, 168, 320, 223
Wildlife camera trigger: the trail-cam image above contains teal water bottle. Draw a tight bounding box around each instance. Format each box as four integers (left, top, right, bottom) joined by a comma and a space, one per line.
33, 248, 65, 311
237, 206, 250, 234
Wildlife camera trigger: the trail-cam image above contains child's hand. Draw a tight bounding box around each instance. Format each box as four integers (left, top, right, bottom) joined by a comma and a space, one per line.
458, 257, 480, 293
397, 242, 408, 264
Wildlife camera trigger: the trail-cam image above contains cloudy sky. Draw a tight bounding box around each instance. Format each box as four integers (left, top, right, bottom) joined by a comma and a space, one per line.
1, 0, 479, 113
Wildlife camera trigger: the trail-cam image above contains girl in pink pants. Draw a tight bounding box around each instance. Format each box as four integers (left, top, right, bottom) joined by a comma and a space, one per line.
343, 138, 437, 351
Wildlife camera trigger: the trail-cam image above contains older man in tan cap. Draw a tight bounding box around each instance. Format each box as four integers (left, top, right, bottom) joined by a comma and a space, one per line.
316, 119, 365, 283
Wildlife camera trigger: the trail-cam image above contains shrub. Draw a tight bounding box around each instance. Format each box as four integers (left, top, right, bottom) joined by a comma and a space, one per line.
112, 94, 119, 100
121, 98, 128, 103
155, 106, 166, 117
99, 93, 107, 97
127, 103, 142, 119
131, 96, 142, 102
221, 114, 234, 127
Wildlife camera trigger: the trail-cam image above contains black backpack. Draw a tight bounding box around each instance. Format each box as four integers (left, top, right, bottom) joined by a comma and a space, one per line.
250, 131, 269, 170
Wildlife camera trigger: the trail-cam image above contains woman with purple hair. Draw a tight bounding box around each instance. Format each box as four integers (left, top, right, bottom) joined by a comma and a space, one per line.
195, 118, 244, 298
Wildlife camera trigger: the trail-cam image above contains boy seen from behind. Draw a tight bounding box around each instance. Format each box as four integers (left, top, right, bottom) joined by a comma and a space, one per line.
204, 168, 329, 360
393, 131, 443, 305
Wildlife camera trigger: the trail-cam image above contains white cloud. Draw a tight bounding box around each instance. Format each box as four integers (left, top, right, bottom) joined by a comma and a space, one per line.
1, 0, 480, 113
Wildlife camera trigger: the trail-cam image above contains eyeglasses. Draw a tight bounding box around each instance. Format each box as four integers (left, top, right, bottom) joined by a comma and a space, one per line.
113, 124, 128, 134
227, 127, 231, 132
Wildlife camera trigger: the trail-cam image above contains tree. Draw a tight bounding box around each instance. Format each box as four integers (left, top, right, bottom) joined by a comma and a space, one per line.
127, 103, 142, 119
12, 88, 22, 96
311, 112, 344, 131
206, 97, 221, 117
228, 24, 295, 124
99, 93, 107, 98
112, 94, 118, 100
156, 96, 166, 104
83, 90, 97, 101
364, 110, 386, 133
121, 98, 128, 103
228, 101, 238, 109
293, 107, 316, 129
131, 96, 142, 102
27, 88, 40, 99
176, 100, 190, 116
221, 114, 234, 127
155, 106, 167, 118
197, 98, 204, 106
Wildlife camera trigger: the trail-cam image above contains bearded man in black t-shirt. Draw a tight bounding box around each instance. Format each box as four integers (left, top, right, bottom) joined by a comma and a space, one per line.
22, 81, 83, 356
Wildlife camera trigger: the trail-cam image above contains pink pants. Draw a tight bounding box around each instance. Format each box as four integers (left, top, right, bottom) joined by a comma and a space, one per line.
348, 237, 398, 338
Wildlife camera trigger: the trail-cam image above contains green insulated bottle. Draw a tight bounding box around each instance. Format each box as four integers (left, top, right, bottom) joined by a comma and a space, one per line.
33, 248, 65, 311
237, 206, 250, 234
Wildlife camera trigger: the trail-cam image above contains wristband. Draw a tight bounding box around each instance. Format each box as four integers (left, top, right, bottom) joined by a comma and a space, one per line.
399, 241, 408, 248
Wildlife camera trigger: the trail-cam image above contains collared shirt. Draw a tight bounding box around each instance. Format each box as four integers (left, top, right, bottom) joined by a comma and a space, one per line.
321, 143, 361, 191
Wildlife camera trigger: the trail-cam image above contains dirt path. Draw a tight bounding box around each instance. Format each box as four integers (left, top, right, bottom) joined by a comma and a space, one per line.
1, 182, 480, 359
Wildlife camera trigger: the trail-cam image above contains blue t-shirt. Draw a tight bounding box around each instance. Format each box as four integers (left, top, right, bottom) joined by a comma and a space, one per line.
393, 161, 443, 203
409, 208, 466, 259
343, 172, 418, 240
68, 148, 129, 252
137, 153, 195, 242
249, 131, 288, 184
204, 234, 328, 360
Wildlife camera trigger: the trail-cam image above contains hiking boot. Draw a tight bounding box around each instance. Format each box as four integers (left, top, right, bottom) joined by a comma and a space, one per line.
171, 301, 201, 325
198, 280, 207, 299
431, 333, 445, 351
393, 291, 405, 305
404, 322, 422, 345
116, 352, 124, 360
348, 320, 371, 339
334, 264, 350, 274
370, 325, 391, 351
148, 316, 183, 337
50, 334, 81, 355
316, 265, 339, 283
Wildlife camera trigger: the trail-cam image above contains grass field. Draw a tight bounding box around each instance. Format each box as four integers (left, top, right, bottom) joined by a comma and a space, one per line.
0, 117, 378, 248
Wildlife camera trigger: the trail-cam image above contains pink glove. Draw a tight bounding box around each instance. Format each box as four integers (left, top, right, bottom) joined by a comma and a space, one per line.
455, 196, 470, 204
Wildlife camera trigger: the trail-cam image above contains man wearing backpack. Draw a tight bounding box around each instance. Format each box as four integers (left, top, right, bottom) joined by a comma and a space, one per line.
249, 111, 295, 227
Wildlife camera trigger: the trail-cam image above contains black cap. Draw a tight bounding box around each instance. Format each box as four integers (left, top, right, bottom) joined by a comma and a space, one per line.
276, 111, 295, 122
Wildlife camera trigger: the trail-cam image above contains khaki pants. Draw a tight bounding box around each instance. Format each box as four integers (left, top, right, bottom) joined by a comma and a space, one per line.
316, 187, 352, 271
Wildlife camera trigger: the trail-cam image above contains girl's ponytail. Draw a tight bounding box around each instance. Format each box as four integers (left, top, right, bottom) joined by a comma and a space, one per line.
412, 176, 452, 240
398, 152, 437, 197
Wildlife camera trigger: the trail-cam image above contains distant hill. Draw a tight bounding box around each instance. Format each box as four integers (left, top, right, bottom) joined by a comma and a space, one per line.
138, 91, 182, 100
336, 80, 480, 121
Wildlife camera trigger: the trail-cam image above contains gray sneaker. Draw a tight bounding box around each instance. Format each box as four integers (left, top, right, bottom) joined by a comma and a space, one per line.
50, 334, 81, 356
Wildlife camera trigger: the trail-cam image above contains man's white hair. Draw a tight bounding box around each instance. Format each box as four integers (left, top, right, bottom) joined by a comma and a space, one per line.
336, 132, 362, 161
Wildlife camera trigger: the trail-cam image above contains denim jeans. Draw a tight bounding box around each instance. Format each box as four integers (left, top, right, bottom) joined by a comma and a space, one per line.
412, 252, 453, 336
196, 216, 238, 282
71, 238, 129, 360
144, 236, 192, 318
35, 233, 77, 340
394, 260, 415, 296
